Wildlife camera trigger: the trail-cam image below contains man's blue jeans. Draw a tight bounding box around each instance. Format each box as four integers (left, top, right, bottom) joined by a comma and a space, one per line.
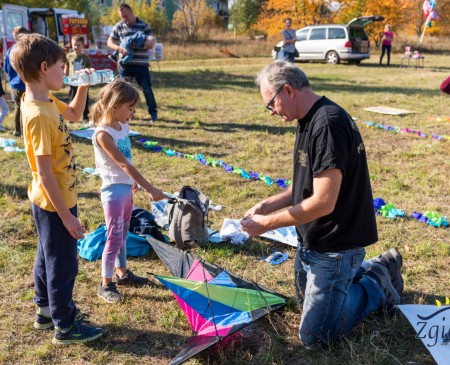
119, 64, 157, 115
294, 243, 384, 347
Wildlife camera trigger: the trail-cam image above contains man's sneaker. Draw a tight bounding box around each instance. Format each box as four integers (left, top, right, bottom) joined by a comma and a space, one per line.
97, 282, 123, 303
108, 54, 117, 63
362, 248, 403, 295
116, 269, 150, 287
150, 112, 158, 122
52, 319, 103, 345
12, 131, 21, 137
365, 263, 401, 306
34, 307, 87, 330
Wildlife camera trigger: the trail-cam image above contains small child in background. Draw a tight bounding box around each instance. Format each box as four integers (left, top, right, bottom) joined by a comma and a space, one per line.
108, 31, 156, 67
0, 79, 9, 131
65, 35, 92, 122
91, 79, 165, 303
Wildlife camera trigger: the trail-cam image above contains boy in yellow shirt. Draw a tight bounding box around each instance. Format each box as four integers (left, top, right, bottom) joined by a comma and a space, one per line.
10, 33, 103, 345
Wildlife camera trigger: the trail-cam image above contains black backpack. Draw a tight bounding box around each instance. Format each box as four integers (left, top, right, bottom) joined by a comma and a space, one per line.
168, 186, 209, 250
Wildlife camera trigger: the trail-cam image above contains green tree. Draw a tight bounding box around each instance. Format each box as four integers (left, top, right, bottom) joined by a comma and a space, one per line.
230, 0, 265, 34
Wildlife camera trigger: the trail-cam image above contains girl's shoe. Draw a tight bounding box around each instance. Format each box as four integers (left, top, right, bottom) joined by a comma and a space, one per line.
116, 269, 149, 287
97, 282, 123, 303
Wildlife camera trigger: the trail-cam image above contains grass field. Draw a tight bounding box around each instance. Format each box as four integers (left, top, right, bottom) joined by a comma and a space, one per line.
0, 48, 449, 365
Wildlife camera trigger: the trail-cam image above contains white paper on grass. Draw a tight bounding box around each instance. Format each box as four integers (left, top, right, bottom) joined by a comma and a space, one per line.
398, 304, 450, 365
260, 226, 298, 247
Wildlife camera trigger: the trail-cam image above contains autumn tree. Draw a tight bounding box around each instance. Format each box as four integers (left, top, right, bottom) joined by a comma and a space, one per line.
254, 0, 352, 38
171, 0, 218, 40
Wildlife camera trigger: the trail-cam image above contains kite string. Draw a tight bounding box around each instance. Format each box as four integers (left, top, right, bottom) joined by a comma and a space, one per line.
201, 258, 220, 340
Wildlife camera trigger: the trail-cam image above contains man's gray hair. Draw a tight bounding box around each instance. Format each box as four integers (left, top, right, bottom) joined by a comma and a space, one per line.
256, 60, 310, 92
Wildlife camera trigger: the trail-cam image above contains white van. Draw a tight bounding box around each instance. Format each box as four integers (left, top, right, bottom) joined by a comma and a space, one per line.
0, 4, 83, 54
272, 16, 384, 64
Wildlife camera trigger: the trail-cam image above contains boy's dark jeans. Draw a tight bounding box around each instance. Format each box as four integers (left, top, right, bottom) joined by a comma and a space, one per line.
32, 204, 78, 330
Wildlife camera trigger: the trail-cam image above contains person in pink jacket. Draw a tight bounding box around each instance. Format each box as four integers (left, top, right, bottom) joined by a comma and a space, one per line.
379, 25, 394, 66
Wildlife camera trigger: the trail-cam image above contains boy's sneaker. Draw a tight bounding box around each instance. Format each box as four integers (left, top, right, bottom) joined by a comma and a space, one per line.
97, 282, 123, 303
365, 263, 401, 306
0, 124, 6, 131
34, 307, 86, 330
150, 112, 158, 122
116, 269, 150, 287
362, 248, 403, 295
52, 319, 103, 345
108, 54, 117, 63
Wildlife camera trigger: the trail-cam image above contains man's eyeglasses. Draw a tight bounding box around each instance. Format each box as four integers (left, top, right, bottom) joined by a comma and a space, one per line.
265, 85, 284, 112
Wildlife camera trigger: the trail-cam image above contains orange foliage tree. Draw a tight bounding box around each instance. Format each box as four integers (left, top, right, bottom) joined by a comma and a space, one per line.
254, 0, 352, 38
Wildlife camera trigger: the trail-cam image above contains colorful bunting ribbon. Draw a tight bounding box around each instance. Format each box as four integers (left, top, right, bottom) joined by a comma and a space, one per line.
359, 121, 449, 141
374, 198, 448, 228
138, 138, 291, 189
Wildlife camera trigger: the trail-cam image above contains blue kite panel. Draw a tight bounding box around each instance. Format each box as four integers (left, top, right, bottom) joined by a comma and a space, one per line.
158, 276, 252, 329
208, 271, 237, 287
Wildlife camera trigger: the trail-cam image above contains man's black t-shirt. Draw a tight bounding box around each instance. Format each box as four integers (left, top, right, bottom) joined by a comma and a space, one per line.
292, 96, 377, 253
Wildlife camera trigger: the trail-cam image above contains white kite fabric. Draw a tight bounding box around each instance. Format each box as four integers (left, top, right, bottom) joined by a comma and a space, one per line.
398, 304, 450, 365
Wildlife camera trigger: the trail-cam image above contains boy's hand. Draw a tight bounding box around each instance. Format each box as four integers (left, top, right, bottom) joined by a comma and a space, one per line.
75, 68, 95, 87
62, 214, 86, 240
148, 187, 166, 202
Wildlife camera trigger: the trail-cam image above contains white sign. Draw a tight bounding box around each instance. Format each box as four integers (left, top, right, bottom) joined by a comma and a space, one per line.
398, 304, 450, 365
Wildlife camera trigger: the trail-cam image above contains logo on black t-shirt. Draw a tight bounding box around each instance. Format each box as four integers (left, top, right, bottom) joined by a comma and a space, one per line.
357, 142, 365, 154
298, 149, 308, 167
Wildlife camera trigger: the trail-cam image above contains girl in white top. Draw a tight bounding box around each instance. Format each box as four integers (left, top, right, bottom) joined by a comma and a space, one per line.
91, 79, 165, 303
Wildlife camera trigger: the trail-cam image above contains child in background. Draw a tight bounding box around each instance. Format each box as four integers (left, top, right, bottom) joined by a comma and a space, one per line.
10, 33, 103, 344
380, 25, 394, 66
4, 26, 31, 136
0, 79, 9, 131
91, 79, 165, 303
65, 35, 92, 122
108, 31, 156, 67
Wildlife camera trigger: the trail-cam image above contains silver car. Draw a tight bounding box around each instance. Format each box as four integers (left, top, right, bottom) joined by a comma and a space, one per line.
272, 16, 384, 64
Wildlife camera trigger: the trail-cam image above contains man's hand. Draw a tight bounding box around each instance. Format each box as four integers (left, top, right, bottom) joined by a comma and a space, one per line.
240, 215, 269, 237
118, 47, 128, 56
244, 201, 267, 218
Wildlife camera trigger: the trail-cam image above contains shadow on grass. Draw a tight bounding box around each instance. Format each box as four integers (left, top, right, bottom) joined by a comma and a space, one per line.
151, 118, 296, 136
152, 68, 442, 97
154, 70, 256, 90
0, 183, 29, 200
131, 132, 218, 151
85, 324, 189, 360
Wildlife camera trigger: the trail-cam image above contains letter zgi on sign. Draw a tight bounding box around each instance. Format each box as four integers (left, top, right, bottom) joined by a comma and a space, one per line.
398, 304, 450, 365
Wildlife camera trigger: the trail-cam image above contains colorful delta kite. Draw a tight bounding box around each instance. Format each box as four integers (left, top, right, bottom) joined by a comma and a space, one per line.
146, 237, 288, 365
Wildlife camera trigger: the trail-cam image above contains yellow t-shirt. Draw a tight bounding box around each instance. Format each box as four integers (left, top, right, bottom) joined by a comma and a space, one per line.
22, 93, 77, 212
